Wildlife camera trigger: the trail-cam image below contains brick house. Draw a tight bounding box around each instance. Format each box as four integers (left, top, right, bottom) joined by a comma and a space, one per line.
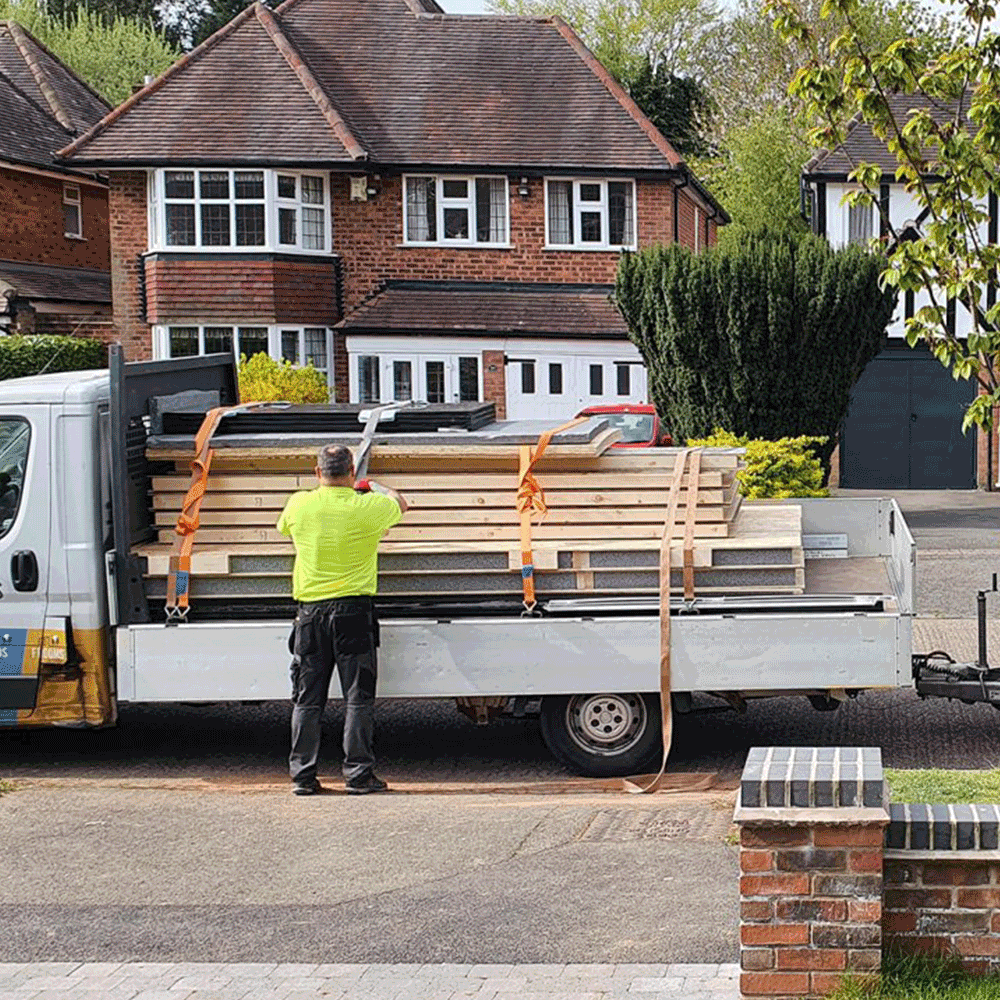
802, 93, 997, 489
0, 21, 112, 339
59, 0, 727, 418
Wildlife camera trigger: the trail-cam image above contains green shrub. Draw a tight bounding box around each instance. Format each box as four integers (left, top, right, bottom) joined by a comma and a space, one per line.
615, 230, 894, 480
0, 335, 105, 380
238, 352, 330, 404
687, 428, 829, 499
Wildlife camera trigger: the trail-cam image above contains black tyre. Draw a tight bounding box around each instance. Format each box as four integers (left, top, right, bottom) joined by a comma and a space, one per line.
539, 692, 662, 778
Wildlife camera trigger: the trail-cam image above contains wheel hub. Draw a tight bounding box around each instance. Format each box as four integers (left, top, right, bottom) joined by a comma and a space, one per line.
566, 693, 646, 756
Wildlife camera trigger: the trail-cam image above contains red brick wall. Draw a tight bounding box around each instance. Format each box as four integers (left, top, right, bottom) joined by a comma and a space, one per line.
333, 330, 349, 403
739, 822, 885, 998
482, 349, 506, 419
0, 167, 110, 271
675, 192, 697, 250
108, 171, 152, 360
883, 857, 1000, 974
333, 174, 686, 312
975, 395, 998, 489
33, 313, 113, 343
145, 256, 338, 324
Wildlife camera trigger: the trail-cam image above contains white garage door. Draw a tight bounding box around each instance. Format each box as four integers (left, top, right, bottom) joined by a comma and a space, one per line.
505, 355, 647, 421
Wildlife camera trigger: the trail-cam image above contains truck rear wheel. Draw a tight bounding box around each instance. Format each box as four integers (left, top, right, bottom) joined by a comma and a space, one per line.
539, 692, 661, 777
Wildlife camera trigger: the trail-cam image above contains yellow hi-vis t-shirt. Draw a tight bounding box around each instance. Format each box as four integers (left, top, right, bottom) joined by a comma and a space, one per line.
276, 487, 402, 602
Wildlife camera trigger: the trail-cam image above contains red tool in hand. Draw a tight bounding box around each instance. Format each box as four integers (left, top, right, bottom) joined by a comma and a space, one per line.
354, 479, 372, 493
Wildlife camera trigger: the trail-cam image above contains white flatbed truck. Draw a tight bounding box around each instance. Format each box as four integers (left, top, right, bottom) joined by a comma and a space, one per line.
0, 348, 995, 775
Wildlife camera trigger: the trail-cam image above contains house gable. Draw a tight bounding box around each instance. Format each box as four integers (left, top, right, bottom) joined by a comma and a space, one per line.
58, 6, 361, 166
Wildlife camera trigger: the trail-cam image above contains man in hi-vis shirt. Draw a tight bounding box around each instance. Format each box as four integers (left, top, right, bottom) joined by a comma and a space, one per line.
277, 444, 407, 795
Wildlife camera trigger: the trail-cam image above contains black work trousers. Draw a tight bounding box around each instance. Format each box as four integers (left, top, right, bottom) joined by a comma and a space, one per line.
289, 596, 378, 785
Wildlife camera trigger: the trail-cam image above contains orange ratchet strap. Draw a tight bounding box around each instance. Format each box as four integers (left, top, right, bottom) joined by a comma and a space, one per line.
165, 401, 277, 621
515, 416, 589, 613
624, 446, 702, 794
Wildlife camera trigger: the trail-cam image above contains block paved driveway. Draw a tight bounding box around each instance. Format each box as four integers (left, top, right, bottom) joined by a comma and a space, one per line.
0, 962, 740, 999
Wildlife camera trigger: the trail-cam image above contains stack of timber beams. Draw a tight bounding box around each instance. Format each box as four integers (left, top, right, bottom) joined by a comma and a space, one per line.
137, 422, 805, 610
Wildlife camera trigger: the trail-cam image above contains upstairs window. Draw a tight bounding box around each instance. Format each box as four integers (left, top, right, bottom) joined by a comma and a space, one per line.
404, 175, 508, 246
276, 173, 326, 251
63, 184, 82, 238
546, 178, 636, 250
154, 169, 329, 253
848, 200, 874, 245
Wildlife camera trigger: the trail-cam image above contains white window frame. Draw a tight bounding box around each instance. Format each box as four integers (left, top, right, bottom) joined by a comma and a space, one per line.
544, 177, 637, 251
62, 183, 82, 239
149, 169, 331, 254
349, 347, 484, 404
402, 174, 510, 247
153, 324, 335, 387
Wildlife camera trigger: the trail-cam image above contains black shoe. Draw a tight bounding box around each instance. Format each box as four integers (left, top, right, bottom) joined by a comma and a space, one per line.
345, 773, 388, 795
292, 779, 322, 796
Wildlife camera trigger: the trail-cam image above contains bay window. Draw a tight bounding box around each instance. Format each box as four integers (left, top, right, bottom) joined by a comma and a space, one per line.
156, 325, 333, 385
153, 169, 330, 252
404, 175, 508, 245
545, 178, 636, 250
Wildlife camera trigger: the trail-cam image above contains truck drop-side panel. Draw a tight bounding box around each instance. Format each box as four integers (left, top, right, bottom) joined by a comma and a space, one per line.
120, 496, 914, 702
121, 608, 908, 703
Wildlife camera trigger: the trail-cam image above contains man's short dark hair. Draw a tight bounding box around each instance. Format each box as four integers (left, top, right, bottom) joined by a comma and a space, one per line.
317, 444, 354, 480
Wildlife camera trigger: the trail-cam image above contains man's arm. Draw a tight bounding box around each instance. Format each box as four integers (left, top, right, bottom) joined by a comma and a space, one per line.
370, 481, 408, 514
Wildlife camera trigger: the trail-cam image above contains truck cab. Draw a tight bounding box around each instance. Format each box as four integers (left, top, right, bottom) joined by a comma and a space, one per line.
576, 404, 672, 448
0, 369, 115, 727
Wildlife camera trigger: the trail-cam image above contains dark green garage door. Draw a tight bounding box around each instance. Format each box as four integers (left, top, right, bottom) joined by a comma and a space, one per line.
840, 347, 976, 488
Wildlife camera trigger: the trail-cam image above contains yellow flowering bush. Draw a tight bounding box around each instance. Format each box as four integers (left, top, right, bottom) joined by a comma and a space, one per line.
238, 352, 330, 404
686, 428, 829, 499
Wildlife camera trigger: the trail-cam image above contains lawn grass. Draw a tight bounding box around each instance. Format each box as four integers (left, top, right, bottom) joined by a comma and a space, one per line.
829, 955, 1000, 999
884, 768, 1000, 804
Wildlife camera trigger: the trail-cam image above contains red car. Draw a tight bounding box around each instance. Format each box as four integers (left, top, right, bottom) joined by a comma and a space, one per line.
576, 404, 673, 448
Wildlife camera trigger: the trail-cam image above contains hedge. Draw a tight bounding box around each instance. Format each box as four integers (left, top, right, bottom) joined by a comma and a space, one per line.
0, 335, 106, 380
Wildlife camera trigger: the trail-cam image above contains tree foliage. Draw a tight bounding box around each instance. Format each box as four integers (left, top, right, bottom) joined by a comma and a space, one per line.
699, 108, 810, 238
768, 0, 1000, 432
626, 58, 715, 157
693, 0, 953, 139
614, 231, 894, 471
0, 0, 179, 103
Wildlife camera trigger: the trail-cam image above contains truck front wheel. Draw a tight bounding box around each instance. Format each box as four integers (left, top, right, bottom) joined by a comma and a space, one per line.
539, 693, 661, 777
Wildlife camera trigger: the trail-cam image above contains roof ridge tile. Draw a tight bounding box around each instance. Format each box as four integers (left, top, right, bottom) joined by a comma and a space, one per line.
1, 20, 110, 116
253, 3, 367, 161
5, 20, 73, 129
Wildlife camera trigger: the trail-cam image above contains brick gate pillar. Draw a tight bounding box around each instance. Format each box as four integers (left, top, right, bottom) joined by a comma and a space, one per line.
734, 747, 890, 999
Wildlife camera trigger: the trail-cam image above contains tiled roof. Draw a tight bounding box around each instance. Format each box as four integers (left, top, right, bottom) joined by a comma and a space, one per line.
338, 281, 629, 338
0, 259, 111, 303
804, 92, 963, 178
0, 21, 109, 170
60, 0, 683, 173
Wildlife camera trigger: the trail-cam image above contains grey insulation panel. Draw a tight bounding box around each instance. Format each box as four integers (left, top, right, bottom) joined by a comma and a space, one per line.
144, 563, 799, 598
713, 548, 794, 567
